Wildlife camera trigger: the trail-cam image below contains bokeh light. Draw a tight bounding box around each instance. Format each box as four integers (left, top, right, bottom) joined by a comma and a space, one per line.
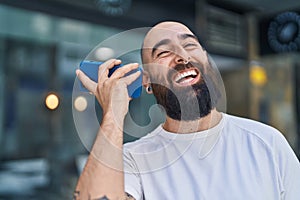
94, 47, 115, 61
250, 65, 267, 86
45, 93, 60, 110
74, 96, 88, 112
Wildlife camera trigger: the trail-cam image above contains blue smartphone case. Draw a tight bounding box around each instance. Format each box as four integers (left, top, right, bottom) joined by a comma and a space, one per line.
79, 60, 142, 98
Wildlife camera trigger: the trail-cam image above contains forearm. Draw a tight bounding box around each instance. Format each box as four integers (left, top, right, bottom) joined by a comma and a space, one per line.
75, 113, 126, 200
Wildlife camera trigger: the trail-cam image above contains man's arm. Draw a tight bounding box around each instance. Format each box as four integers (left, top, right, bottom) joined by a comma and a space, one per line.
74, 59, 140, 200
74, 113, 125, 199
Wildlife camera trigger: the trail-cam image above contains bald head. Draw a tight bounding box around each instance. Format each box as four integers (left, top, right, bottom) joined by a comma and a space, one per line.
144, 21, 193, 43
141, 21, 197, 64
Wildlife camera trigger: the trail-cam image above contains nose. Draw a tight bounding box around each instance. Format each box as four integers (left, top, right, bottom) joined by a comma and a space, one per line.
174, 48, 190, 64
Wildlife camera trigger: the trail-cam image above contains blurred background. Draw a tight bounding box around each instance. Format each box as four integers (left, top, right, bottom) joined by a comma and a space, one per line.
0, 0, 299, 199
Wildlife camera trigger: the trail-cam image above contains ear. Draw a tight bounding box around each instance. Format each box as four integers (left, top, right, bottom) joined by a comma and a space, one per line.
143, 71, 153, 94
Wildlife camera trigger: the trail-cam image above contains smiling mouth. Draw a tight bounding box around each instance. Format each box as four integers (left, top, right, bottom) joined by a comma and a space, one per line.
173, 68, 200, 86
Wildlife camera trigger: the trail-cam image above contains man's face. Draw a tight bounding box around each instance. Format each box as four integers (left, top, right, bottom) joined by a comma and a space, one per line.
143, 22, 209, 86
142, 22, 220, 121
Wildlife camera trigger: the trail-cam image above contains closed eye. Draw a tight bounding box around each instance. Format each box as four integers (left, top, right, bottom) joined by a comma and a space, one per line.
157, 51, 170, 58
184, 43, 197, 48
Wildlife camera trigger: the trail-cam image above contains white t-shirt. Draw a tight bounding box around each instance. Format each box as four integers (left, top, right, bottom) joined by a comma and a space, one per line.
123, 113, 300, 200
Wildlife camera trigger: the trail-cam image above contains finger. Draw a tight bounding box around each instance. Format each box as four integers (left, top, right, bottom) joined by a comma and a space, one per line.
98, 59, 122, 83
120, 70, 141, 86
110, 63, 139, 79
76, 69, 97, 93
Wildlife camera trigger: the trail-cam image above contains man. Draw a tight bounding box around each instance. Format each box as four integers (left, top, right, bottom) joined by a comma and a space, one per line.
75, 21, 300, 200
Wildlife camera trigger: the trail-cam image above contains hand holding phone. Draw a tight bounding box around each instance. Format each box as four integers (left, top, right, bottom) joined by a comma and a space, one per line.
79, 60, 142, 98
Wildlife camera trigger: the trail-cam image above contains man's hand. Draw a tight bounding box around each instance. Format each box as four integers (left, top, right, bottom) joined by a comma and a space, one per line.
76, 59, 141, 121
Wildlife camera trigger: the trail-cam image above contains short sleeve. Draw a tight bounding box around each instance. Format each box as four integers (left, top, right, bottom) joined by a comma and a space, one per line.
123, 147, 143, 200
274, 131, 300, 199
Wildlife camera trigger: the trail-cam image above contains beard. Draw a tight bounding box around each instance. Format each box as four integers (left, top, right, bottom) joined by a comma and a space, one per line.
150, 61, 220, 121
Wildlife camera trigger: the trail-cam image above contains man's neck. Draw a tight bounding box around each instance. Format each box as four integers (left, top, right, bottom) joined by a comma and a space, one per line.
162, 109, 222, 134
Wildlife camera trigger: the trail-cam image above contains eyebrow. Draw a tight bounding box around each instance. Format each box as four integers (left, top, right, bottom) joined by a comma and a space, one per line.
178, 33, 199, 41
151, 39, 171, 58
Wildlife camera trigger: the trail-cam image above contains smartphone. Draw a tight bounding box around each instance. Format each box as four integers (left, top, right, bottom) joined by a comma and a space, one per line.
79, 60, 142, 98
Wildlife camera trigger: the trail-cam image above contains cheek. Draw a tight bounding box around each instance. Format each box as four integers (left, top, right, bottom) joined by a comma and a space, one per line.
190, 49, 208, 60
191, 52, 209, 68
148, 66, 169, 85
146, 58, 174, 85
156, 57, 172, 66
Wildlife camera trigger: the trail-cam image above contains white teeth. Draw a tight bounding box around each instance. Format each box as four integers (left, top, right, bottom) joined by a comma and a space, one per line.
174, 69, 197, 83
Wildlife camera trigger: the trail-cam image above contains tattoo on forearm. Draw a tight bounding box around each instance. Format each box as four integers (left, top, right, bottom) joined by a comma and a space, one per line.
72, 191, 135, 200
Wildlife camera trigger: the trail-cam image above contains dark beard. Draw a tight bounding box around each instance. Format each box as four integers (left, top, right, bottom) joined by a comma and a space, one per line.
152, 81, 212, 121
151, 62, 220, 121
